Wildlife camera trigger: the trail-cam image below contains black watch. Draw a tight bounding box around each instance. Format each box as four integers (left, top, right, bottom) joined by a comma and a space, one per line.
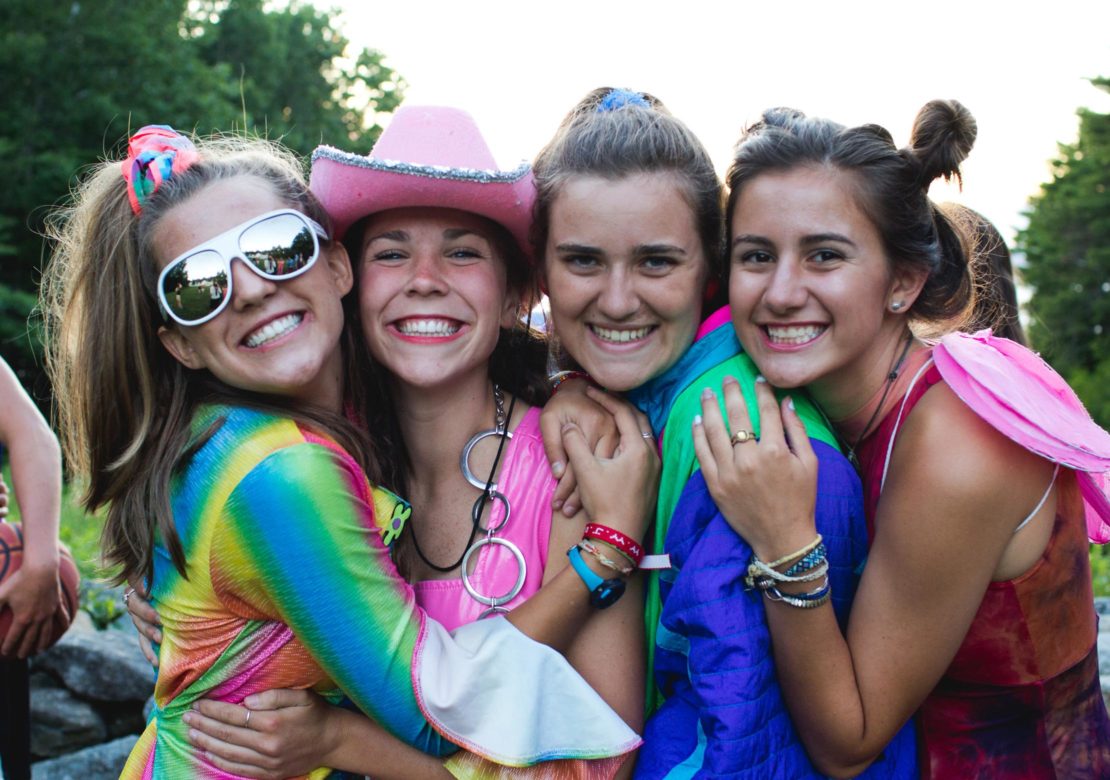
567, 547, 626, 609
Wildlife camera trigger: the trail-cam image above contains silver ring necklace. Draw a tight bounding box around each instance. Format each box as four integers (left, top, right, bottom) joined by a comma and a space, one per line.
408, 384, 525, 617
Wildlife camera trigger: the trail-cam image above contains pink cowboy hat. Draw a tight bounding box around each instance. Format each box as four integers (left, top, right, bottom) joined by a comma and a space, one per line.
310, 105, 535, 258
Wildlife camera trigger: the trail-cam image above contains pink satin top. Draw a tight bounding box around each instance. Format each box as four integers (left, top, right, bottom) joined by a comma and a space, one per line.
412, 407, 554, 631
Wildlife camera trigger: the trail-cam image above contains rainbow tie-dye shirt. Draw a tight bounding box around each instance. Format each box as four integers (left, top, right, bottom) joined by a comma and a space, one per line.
121, 405, 640, 778
122, 405, 445, 778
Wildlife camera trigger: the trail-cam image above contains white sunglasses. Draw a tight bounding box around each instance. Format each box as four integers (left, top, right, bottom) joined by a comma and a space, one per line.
157, 209, 328, 327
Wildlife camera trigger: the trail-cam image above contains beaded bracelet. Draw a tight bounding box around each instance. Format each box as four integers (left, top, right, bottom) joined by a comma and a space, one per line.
745, 555, 828, 590
763, 579, 831, 609
784, 543, 827, 577
765, 534, 823, 570
583, 523, 644, 566
549, 370, 592, 394
578, 540, 635, 576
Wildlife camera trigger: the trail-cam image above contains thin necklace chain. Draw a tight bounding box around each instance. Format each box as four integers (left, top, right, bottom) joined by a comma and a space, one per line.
838, 333, 915, 471
408, 384, 514, 573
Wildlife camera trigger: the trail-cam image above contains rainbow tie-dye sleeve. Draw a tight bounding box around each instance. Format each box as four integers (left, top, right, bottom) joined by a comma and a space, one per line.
211, 441, 445, 753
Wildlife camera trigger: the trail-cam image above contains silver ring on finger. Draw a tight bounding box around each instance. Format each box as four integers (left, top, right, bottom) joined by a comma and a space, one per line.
243, 708, 252, 728
641, 431, 653, 440
123, 587, 135, 605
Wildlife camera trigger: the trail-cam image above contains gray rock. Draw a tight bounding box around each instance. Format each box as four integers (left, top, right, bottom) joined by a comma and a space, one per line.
33, 615, 155, 702
31, 735, 138, 780
29, 687, 106, 757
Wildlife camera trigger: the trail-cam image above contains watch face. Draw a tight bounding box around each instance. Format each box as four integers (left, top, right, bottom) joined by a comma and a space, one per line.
590, 577, 626, 609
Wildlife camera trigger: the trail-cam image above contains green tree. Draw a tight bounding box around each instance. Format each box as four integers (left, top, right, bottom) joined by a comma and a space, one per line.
1017, 76, 1110, 427
0, 0, 403, 395
191, 0, 404, 155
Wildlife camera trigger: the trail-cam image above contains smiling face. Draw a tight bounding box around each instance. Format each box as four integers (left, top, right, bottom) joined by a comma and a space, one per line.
728, 165, 922, 412
153, 176, 352, 411
543, 173, 709, 392
356, 207, 519, 392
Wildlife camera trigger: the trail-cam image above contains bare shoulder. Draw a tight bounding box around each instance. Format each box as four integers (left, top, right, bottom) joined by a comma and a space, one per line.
885, 380, 1055, 532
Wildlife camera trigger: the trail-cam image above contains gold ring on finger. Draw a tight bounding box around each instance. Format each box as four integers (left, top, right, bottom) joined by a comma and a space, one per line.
730, 429, 757, 445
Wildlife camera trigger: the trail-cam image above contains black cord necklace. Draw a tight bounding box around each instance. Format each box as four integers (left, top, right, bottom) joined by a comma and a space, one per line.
408, 385, 517, 573
842, 333, 915, 470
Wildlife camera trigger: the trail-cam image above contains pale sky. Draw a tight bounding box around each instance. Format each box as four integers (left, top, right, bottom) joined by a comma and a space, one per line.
324, 0, 1110, 247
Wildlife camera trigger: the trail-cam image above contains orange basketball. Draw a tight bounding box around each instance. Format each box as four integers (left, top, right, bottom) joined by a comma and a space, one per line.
0, 521, 81, 657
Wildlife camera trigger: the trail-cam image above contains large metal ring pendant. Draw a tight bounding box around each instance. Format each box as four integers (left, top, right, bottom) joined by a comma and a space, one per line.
473, 490, 510, 533
460, 537, 527, 607
460, 429, 512, 490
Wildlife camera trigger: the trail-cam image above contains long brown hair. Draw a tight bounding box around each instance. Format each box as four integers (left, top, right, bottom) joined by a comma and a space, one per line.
42, 134, 383, 584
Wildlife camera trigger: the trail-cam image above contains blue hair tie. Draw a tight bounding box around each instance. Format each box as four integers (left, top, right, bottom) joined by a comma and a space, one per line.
597, 89, 650, 113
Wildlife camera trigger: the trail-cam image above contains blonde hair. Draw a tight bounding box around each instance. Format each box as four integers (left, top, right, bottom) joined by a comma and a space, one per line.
42, 134, 376, 583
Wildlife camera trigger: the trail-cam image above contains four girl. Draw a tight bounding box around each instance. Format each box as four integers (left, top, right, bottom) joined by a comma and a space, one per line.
46, 89, 1110, 778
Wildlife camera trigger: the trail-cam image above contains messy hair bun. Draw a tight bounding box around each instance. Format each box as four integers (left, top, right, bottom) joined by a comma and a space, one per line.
907, 99, 977, 190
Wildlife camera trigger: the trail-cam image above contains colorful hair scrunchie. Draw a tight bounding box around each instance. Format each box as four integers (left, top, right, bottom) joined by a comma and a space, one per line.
596, 88, 651, 113
120, 125, 199, 214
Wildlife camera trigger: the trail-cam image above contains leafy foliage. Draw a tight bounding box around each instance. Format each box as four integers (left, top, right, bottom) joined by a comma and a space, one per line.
0, 0, 403, 404
1017, 77, 1110, 427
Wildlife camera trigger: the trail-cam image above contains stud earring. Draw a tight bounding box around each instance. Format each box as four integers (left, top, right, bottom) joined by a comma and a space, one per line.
890, 301, 904, 311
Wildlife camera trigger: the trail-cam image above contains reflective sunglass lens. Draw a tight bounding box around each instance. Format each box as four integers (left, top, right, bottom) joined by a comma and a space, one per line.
240, 213, 317, 277
162, 250, 228, 322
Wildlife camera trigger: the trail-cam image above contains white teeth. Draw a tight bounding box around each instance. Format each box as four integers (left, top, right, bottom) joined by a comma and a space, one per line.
397, 318, 460, 337
245, 314, 302, 347
591, 325, 652, 344
766, 324, 825, 345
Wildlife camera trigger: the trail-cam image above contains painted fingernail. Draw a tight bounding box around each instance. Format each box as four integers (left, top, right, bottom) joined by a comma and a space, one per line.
755, 375, 767, 384
693, 414, 703, 426
551, 461, 565, 478
183, 712, 194, 725
787, 397, 796, 411
722, 375, 738, 386
701, 387, 713, 399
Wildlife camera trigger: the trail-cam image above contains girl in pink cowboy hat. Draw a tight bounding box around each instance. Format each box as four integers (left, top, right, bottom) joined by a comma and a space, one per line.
694, 101, 1110, 777
128, 107, 656, 778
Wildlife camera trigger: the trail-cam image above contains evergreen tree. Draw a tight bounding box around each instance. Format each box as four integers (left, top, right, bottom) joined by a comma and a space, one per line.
1017, 77, 1110, 427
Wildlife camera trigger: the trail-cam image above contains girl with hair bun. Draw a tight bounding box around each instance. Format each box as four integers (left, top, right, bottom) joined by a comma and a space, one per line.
697, 100, 1110, 777
536, 88, 916, 778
